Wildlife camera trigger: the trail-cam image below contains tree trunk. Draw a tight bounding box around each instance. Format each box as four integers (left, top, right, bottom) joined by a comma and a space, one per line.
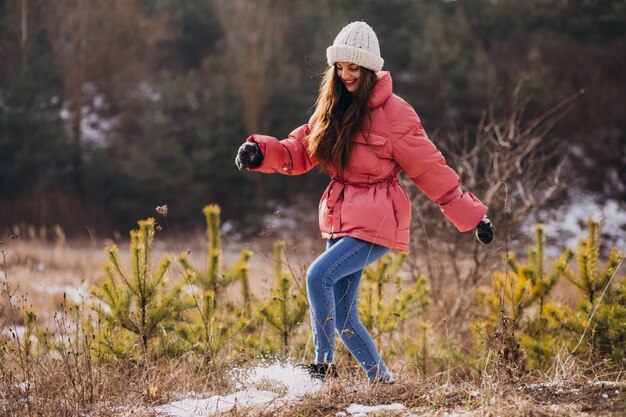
20, 0, 28, 69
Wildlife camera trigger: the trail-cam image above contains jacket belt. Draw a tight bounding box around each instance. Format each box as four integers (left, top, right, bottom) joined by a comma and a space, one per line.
326, 176, 399, 226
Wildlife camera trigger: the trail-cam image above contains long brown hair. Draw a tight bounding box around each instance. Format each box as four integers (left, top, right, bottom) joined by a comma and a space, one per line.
308, 65, 378, 175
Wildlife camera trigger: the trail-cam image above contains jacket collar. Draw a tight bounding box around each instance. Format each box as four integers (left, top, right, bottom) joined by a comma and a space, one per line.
368, 71, 392, 109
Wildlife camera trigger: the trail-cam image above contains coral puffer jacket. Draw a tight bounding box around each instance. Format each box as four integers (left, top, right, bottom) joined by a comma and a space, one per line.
246, 72, 487, 252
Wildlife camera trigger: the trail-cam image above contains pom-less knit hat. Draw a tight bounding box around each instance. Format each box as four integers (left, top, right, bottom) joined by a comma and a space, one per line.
326, 21, 384, 72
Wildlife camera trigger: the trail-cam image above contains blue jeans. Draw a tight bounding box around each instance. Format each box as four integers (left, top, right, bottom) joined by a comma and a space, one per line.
306, 237, 393, 382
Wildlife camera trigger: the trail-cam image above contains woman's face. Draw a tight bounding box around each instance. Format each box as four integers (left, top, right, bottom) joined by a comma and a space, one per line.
335, 62, 361, 93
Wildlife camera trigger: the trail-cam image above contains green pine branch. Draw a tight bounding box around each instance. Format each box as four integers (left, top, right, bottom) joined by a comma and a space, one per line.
91, 218, 191, 364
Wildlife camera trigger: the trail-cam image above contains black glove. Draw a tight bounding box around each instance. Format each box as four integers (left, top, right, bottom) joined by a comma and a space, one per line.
235, 142, 264, 170
476, 215, 494, 245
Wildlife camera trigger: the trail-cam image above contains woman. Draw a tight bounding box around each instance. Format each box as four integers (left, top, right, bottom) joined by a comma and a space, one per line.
235, 21, 494, 383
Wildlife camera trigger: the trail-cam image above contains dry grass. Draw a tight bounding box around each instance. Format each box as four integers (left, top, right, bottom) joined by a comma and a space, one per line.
1, 233, 624, 417
272, 376, 625, 417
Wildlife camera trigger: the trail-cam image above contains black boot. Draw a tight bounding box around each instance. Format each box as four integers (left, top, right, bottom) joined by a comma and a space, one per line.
298, 363, 338, 380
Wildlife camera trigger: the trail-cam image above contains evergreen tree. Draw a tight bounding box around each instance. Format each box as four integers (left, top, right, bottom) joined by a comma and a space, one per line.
259, 241, 308, 354
178, 205, 251, 308
176, 205, 252, 365
359, 252, 429, 340
476, 225, 571, 369
489, 225, 572, 323
563, 218, 622, 305
559, 218, 625, 363
91, 218, 189, 364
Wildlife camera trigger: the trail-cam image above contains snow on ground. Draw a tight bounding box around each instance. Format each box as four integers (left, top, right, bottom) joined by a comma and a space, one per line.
154, 362, 322, 416
231, 362, 323, 400
341, 402, 405, 416
526, 194, 626, 256
1, 325, 26, 340
31, 282, 90, 303
153, 361, 406, 417
153, 389, 280, 417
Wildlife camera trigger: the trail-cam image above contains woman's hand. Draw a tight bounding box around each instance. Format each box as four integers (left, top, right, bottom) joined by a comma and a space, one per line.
235, 142, 264, 170
476, 215, 494, 245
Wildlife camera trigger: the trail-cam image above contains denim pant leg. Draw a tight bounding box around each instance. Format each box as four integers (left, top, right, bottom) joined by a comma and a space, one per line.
333, 269, 393, 382
306, 237, 390, 380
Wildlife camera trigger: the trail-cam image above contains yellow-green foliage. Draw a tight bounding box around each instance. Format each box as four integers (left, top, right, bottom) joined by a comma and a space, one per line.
91, 218, 190, 363
555, 218, 625, 364
476, 225, 572, 370
478, 225, 572, 327
179, 205, 253, 315
176, 205, 253, 365
509, 226, 572, 316
563, 218, 622, 304
259, 241, 308, 354
477, 220, 625, 371
176, 288, 248, 366
359, 252, 429, 340
22, 308, 36, 359
590, 276, 626, 368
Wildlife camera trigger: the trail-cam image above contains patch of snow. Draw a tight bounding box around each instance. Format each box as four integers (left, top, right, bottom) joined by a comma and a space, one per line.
2, 325, 26, 339
31, 282, 89, 303
154, 361, 322, 417
527, 193, 626, 256
345, 402, 405, 416
59, 83, 118, 147
139, 81, 161, 102
591, 380, 623, 387
234, 362, 322, 400
154, 389, 278, 417
16, 381, 30, 392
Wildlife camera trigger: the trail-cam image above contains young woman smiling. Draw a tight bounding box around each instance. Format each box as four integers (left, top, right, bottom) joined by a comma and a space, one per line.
235, 21, 494, 383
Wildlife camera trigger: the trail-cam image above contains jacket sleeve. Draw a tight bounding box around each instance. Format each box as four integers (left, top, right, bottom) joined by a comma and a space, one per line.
245, 122, 318, 175
390, 118, 487, 232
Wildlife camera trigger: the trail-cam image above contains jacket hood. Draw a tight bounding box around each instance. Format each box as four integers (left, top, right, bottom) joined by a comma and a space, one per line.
369, 71, 392, 109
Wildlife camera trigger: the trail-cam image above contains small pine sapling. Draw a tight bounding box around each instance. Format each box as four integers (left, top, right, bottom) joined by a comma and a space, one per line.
590, 274, 626, 369
476, 224, 572, 372
179, 205, 237, 306
359, 252, 429, 341
259, 241, 308, 354
482, 225, 572, 326
558, 218, 625, 362
176, 205, 252, 365
91, 218, 189, 364
563, 218, 622, 305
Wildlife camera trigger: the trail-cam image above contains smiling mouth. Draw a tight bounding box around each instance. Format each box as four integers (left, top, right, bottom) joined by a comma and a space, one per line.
343, 80, 356, 86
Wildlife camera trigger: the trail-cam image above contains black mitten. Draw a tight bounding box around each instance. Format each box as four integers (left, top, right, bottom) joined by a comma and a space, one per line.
476, 215, 494, 245
235, 142, 263, 170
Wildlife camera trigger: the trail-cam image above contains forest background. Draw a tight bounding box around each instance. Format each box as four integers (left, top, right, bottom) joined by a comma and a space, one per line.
1, 0, 625, 239
2, 2, 626, 415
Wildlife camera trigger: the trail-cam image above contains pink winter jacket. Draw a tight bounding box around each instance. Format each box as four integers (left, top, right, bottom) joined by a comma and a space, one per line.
246, 72, 487, 252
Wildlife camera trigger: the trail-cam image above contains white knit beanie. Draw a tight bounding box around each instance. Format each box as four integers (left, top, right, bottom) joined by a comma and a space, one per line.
326, 21, 384, 72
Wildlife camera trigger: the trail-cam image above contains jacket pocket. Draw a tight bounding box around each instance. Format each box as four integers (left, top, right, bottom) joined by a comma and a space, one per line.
349, 132, 388, 176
